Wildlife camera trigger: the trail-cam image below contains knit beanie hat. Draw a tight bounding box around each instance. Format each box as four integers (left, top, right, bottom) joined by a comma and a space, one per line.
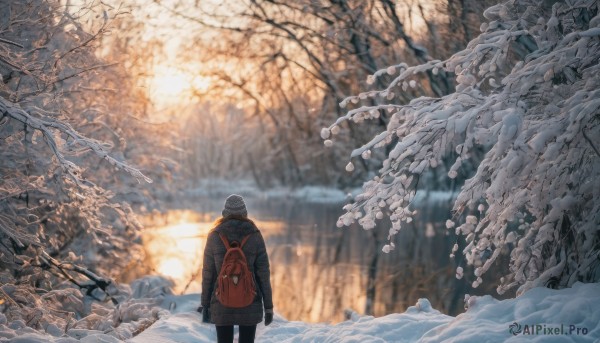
222, 194, 248, 218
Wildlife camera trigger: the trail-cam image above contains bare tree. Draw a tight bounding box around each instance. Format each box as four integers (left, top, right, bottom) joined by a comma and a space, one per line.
160, 0, 491, 186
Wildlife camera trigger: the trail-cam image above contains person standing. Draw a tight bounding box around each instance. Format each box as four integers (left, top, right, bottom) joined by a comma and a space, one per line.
200, 194, 274, 343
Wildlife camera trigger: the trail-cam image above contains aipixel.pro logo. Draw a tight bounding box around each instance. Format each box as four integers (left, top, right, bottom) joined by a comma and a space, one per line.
509, 322, 589, 336
509, 322, 522, 335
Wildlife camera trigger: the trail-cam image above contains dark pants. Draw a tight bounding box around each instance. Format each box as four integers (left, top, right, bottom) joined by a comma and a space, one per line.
216, 325, 257, 343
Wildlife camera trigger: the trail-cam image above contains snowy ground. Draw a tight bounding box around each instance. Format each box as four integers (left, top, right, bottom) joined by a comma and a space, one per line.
4, 282, 599, 342
134, 282, 600, 343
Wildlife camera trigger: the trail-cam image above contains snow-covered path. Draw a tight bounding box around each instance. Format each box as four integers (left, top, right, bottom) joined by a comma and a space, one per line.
129, 302, 452, 343
129, 303, 453, 343
129, 282, 600, 343
8, 283, 598, 342
129, 312, 213, 343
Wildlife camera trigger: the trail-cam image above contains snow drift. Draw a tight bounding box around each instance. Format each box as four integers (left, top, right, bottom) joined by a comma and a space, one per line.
22, 281, 591, 343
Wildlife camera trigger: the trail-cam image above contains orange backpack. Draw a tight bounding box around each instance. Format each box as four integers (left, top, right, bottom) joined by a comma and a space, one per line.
215, 233, 257, 308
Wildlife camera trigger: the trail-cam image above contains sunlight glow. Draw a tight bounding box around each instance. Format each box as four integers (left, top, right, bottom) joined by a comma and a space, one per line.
152, 70, 188, 98
158, 258, 186, 279
141, 211, 285, 293
142, 221, 207, 290
148, 65, 211, 106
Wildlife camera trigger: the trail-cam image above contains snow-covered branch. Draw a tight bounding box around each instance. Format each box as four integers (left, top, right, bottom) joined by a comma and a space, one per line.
0, 97, 152, 184
326, 0, 600, 295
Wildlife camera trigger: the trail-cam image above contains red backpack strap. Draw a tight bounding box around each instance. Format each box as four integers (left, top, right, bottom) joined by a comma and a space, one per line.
218, 233, 231, 250
239, 233, 254, 248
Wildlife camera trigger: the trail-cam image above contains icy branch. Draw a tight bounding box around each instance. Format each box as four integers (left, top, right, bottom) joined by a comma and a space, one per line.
0, 96, 152, 184
327, 0, 600, 294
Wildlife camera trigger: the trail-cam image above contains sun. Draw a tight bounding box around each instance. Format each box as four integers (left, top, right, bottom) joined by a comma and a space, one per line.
148, 64, 211, 106
151, 68, 188, 98
149, 65, 191, 101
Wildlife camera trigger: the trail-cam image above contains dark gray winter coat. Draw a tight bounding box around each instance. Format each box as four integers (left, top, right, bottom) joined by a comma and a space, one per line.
201, 217, 273, 326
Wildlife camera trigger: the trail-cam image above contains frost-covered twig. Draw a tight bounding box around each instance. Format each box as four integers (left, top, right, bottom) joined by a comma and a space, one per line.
0, 285, 22, 308
582, 128, 600, 157
0, 96, 152, 184
0, 37, 24, 48
40, 251, 112, 296
0, 213, 41, 248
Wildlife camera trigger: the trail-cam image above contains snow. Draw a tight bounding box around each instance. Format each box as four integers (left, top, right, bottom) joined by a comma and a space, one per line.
2, 278, 599, 342
326, 0, 600, 297
185, 179, 350, 204
133, 282, 599, 343
129, 313, 212, 343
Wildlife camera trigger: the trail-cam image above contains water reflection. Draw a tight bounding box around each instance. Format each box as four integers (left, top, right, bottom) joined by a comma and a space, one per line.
138, 210, 285, 294
143, 221, 209, 292
133, 197, 510, 323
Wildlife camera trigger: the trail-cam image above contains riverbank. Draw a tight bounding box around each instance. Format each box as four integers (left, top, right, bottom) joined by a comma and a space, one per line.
174, 178, 458, 206
131, 281, 600, 342
6, 278, 597, 342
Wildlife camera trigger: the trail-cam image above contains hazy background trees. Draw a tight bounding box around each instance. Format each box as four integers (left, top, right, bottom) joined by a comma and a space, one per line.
159, 0, 497, 188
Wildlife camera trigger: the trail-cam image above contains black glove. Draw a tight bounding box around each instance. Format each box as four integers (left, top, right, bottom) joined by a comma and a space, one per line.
264, 309, 273, 326
202, 306, 211, 323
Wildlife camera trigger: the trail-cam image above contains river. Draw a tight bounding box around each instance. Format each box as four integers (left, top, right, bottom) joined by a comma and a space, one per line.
128, 193, 508, 323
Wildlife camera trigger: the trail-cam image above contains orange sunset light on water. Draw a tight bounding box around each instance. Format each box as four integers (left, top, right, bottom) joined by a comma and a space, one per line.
140, 211, 285, 293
